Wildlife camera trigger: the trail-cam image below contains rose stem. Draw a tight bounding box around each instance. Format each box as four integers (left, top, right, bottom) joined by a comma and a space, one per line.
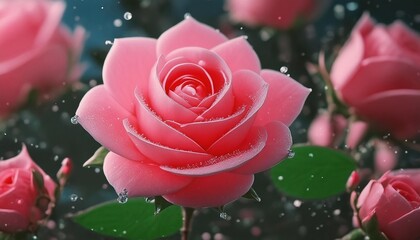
181, 207, 195, 240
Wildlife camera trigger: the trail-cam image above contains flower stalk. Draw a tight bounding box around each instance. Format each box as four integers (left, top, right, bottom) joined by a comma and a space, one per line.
181, 207, 196, 240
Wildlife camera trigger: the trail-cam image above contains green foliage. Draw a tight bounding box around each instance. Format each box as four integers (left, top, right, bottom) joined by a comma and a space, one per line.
83, 146, 109, 167
72, 198, 182, 240
270, 145, 356, 199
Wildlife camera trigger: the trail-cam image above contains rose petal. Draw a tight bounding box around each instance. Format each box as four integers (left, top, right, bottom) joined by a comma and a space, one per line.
103, 37, 157, 112
0, 209, 29, 233
163, 172, 253, 208
103, 152, 192, 197
166, 107, 246, 149
330, 31, 365, 92
124, 119, 212, 167
340, 57, 420, 106
134, 92, 205, 152
388, 170, 420, 195
353, 89, 420, 139
358, 181, 383, 220
35, 1, 65, 45
162, 47, 235, 120
148, 63, 199, 123
374, 185, 414, 229
156, 17, 228, 56
233, 121, 292, 174
386, 208, 420, 240
212, 36, 261, 73
0, 145, 32, 171
207, 70, 268, 155
255, 70, 310, 127
388, 20, 420, 58
76, 85, 141, 160
160, 126, 266, 176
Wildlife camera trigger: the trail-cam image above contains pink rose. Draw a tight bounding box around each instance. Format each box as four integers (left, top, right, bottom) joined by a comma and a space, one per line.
0, 0, 85, 118
76, 17, 310, 207
355, 170, 420, 240
0, 145, 57, 233
226, 0, 330, 29
330, 13, 420, 140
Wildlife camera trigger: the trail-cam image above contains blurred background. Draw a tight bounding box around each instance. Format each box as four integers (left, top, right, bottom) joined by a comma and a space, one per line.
1, 0, 419, 239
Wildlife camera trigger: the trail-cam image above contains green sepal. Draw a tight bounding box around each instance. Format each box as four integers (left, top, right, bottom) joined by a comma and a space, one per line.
32, 170, 45, 193
362, 214, 388, 240
153, 196, 173, 215
340, 228, 366, 240
83, 146, 109, 167
241, 187, 261, 202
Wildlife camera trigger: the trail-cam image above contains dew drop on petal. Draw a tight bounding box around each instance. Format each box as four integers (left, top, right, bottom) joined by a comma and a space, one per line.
123, 12, 132, 20
280, 66, 288, 74
184, 13, 191, 19
117, 189, 128, 204
70, 115, 79, 125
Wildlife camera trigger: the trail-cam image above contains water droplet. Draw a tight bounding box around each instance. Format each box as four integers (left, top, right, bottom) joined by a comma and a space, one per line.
113, 19, 122, 27
278, 176, 284, 181
154, 207, 161, 215
70, 194, 78, 202
70, 115, 79, 124
346, 2, 359, 11
198, 60, 206, 66
117, 189, 128, 204
287, 149, 295, 158
184, 13, 191, 19
280, 66, 288, 74
123, 12, 132, 20
308, 153, 314, 158
293, 200, 302, 207
219, 212, 231, 220
105, 40, 113, 45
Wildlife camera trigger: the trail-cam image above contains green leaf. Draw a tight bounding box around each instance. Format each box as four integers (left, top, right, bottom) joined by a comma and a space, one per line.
270, 145, 357, 199
363, 214, 388, 240
340, 228, 366, 240
83, 146, 109, 167
72, 198, 182, 240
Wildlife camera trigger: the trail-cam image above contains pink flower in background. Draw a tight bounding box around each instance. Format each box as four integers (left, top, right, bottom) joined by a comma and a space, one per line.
354, 170, 420, 240
0, 0, 85, 118
0, 145, 57, 233
76, 17, 310, 207
330, 13, 420, 140
308, 111, 346, 147
226, 0, 330, 29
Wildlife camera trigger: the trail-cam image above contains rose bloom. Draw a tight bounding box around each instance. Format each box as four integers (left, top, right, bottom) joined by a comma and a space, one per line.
0, 0, 84, 118
226, 0, 330, 29
0, 145, 56, 233
76, 17, 309, 207
330, 13, 420, 140
354, 170, 420, 240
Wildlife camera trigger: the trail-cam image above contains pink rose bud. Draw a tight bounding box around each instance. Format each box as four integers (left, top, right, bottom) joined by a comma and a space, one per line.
330, 13, 420, 140
226, 0, 330, 29
374, 140, 398, 176
308, 112, 347, 147
0, 145, 57, 233
355, 170, 420, 240
75, 17, 310, 208
346, 120, 369, 149
346, 171, 361, 192
57, 158, 73, 187
0, 0, 85, 118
